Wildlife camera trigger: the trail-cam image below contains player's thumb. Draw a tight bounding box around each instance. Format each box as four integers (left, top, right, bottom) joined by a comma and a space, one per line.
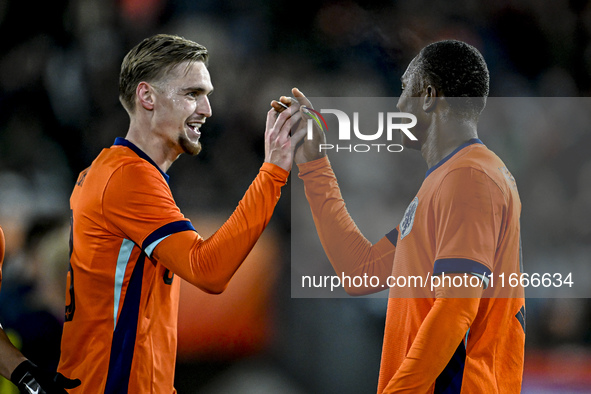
292, 87, 312, 108
54, 373, 82, 389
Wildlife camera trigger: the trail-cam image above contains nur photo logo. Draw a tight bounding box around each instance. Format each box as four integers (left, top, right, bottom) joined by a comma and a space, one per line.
303, 105, 418, 153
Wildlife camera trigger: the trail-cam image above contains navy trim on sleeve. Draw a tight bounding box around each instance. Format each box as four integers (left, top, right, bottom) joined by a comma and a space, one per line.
433, 258, 492, 289
433, 258, 491, 277
142, 220, 196, 252
114, 137, 170, 184
425, 138, 483, 178
385, 228, 399, 247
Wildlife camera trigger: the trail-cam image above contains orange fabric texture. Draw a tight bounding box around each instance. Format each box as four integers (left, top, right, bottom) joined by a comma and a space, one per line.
58, 140, 287, 393
298, 141, 525, 394
383, 296, 480, 393
152, 161, 286, 294
297, 158, 396, 295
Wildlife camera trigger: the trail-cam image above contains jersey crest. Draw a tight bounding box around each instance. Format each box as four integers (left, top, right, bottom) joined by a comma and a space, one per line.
400, 196, 418, 240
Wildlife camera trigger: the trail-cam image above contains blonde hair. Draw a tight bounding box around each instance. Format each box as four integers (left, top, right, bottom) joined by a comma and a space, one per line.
119, 34, 208, 113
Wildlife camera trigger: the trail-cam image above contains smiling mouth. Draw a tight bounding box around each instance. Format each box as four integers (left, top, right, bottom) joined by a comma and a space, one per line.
187, 123, 202, 137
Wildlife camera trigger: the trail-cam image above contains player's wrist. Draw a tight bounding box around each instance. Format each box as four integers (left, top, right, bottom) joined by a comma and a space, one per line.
262, 161, 289, 175
296, 155, 330, 176
10, 359, 81, 394
10, 360, 39, 389
264, 152, 292, 173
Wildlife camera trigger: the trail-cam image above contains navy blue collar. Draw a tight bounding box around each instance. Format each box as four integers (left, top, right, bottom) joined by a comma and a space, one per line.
113, 137, 170, 184
425, 138, 483, 178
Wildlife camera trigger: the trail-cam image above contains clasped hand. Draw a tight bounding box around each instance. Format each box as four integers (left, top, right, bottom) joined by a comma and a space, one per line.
265, 88, 327, 171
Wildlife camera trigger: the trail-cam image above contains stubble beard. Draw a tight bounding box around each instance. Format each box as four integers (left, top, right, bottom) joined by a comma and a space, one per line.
179, 134, 202, 156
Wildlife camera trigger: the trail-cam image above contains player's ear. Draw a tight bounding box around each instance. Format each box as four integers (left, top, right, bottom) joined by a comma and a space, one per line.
422, 85, 437, 113
136, 82, 155, 111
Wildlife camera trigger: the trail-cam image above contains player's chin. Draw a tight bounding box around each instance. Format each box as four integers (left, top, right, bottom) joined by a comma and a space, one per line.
401, 135, 422, 151
180, 137, 202, 156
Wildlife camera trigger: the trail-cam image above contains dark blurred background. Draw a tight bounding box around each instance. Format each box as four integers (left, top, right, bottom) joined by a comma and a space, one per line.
0, 0, 590, 393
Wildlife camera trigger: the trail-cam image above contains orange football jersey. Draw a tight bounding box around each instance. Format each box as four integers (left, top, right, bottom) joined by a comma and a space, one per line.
59, 138, 287, 393
299, 139, 525, 394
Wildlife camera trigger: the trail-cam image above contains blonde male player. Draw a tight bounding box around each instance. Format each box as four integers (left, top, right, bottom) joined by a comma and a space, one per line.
58, 34, 305, 393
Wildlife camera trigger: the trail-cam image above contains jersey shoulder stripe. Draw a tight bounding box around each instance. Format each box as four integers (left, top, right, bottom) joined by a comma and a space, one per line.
114, 239, 135, 328
143, 220, 195, 257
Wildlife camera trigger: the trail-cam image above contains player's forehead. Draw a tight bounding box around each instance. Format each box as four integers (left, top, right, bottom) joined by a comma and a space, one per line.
162, 60, 213, 93
401, 55, 422, 86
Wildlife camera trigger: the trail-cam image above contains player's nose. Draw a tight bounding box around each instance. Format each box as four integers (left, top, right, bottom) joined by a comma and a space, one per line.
197, 96, 212, 118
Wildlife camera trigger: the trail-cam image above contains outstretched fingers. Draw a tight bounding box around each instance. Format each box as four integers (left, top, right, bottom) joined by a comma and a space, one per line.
292, 87, 313, 109
266, 107, 278, 133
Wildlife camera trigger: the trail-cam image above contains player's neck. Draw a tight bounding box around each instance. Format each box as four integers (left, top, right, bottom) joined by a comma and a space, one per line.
125, 121, 179, 173
421, 117, 478, 168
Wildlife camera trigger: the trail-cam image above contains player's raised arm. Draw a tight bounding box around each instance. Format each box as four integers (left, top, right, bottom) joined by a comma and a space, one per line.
290, 88, 396, 295
152, 104, 299, 293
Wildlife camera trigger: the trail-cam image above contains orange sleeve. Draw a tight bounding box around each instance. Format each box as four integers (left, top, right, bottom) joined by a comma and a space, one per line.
383, 283, 481, 393
298, 156, 395, 295
153, 163, 288, 294
102, 161, 189, 246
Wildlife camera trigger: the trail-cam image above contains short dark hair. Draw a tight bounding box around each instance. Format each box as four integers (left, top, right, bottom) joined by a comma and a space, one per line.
417, 40, 489, 116
119, 34, 209, 113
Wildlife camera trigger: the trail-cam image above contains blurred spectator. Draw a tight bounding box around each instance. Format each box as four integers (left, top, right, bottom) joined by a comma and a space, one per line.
0, 215, 68, 373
